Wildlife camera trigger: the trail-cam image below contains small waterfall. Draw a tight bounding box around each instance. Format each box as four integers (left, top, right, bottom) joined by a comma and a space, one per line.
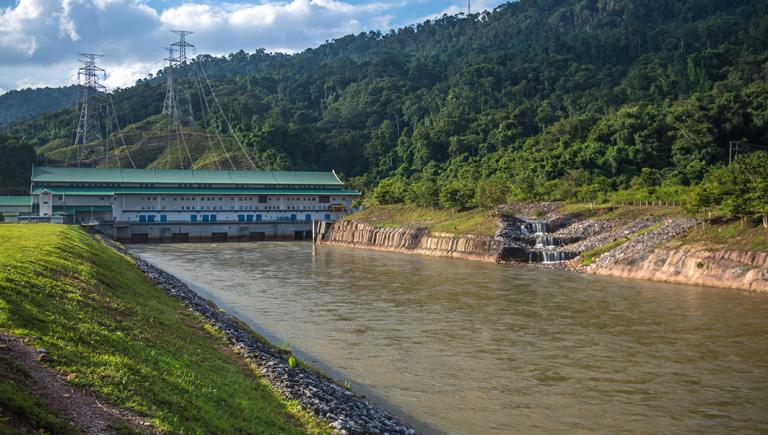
520, 222, 547, 236
542, 251, 577, 263
534, 234, 556, 249
524, 220, 573, 263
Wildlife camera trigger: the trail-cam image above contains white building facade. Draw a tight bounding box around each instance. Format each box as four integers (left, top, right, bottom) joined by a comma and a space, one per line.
31, 167, 360, 242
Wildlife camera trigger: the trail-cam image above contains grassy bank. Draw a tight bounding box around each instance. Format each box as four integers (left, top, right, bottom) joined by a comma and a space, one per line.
674, 219, 768, 252
344, 204, 499, 237
0, 224, 329, 434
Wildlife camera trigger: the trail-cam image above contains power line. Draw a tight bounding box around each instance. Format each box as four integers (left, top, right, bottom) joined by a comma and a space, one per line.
197, 59, 257, 170
107, 93, 136, 168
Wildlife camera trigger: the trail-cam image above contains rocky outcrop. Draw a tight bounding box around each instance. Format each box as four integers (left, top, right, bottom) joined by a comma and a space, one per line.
589, 247, 768, 292
316, 220, 502, 262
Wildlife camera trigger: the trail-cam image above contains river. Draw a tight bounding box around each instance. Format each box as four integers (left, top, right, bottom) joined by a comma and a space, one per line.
129, 242, 768, 434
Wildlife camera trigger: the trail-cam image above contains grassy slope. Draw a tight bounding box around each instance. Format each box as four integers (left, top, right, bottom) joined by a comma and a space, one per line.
0, 224, 329, 434
345, 204, 499, 237
39, 114, 245, 170
674, 220, 768, 252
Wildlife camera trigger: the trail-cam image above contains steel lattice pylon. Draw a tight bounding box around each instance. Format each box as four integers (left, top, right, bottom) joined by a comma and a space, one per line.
73, 53, 106, 167
162, 31, 195, 125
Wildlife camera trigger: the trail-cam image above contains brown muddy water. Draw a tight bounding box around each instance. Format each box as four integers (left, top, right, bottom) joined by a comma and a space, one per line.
130, 242, 768, 434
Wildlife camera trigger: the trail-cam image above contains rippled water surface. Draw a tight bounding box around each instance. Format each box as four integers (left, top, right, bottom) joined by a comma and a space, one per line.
130, 242, 768, 434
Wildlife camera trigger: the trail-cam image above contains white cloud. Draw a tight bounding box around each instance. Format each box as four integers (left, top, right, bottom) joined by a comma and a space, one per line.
103, 59, 161, 89
0, 0, 506, 92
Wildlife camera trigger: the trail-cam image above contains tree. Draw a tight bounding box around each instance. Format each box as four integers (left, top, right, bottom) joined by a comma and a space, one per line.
0, 136, 36, 192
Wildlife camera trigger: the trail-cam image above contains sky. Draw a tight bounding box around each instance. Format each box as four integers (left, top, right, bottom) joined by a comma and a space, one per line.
0, 0, 507, 94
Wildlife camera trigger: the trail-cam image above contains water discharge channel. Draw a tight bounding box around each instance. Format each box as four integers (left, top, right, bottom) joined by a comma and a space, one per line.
129, 242, 768, 434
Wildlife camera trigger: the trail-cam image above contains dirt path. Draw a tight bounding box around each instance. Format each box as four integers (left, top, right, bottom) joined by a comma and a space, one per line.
0, 333, 155, 434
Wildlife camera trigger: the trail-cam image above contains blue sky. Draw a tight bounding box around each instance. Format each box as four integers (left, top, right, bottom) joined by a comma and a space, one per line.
0, 0, 507, 93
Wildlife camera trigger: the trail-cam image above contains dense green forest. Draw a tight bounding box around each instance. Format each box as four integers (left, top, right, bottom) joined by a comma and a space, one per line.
3, 0, 768, 220
0, 136, 37, 194
0, 86, 82, 127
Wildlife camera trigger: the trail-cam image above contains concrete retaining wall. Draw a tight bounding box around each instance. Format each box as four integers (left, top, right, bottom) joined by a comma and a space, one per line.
109, 222, 314, 243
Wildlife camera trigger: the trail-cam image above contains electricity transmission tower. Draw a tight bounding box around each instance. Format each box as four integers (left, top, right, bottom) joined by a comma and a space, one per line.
162, 46, 178, 122
162, 30, 195, 125
73, 53, 106, 167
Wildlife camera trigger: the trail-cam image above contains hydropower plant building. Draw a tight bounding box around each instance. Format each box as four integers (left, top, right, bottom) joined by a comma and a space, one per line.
30, 167, 360, 242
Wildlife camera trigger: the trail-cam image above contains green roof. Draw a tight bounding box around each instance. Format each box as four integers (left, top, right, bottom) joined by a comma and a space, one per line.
31, 167, 344, 186
32, 187, 360, 196
0, 196, 32, 207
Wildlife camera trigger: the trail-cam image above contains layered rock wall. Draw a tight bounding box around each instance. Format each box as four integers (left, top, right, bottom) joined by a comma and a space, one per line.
589, 247, 768, 292
316, 220, 502, 262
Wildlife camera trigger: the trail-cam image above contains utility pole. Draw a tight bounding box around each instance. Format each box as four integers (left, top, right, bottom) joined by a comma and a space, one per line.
73, 53, 106, 168
468, 0, 471, 15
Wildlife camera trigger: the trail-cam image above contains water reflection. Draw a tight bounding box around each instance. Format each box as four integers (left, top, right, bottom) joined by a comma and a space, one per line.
130, 242, 768, 434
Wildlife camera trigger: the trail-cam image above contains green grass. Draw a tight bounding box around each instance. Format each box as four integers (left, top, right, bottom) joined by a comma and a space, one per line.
558, 203, 686, 221
675, 219, 768, 252
345, 204, 499, 236
0, 224, 330, 434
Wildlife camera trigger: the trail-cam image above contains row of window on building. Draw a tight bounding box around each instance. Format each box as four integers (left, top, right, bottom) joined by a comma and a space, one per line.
136, 195, 338, 202
136, 205, 337, 211
136, 213, 332, 223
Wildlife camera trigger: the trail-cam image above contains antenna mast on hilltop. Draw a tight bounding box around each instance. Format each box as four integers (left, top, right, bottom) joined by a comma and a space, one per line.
73, 53, 106, 167
468, 0, 471, 15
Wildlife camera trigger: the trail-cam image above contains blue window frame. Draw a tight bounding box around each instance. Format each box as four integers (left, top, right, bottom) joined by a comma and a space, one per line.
190, 215, 197, 222
147, 215, 156, 223
246, 215, 254, 222
210, 214, 217, 222
290, 214, 297, 221
305, 214, 312, 221
202, 215, 210, 222
255, 214, 262, 221
160, 215, 167, 223
138, 215, 147, 223
324, 214, 331, 221
238, 214, 245, 222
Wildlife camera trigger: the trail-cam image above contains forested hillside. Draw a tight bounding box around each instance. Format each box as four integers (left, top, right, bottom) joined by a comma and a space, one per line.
0, 86, 82, 127
3, 0, 768, 215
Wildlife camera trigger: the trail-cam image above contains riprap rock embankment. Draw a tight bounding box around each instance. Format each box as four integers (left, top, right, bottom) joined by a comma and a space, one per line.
101, 236, 415, 435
